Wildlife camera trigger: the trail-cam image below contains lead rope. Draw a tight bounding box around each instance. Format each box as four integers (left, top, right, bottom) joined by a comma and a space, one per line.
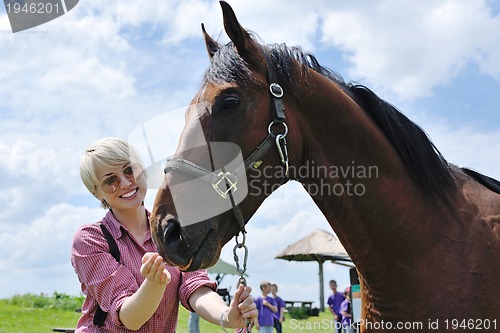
233, 232, 251, 333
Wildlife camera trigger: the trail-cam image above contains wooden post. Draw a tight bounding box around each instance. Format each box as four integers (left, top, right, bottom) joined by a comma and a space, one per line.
318, 259, 325, 312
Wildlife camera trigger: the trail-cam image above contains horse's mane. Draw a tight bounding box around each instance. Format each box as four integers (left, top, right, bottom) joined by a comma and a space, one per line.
204, 40, 459, 203
348, 84, 458, 202
269, 44, 459, 204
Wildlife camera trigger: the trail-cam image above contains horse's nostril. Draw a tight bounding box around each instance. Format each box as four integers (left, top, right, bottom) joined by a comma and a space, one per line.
163, 218, 182, 244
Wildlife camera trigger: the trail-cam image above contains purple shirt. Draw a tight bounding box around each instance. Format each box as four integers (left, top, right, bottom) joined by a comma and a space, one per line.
327, 292, 345, 318
255, 296, 277, 326
273, 296, 286, 320
71, 210, 217, 332
340, 298, 352, 326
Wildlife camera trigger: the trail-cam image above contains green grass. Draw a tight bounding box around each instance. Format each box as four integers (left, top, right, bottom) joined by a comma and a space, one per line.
178, 307, 338, 333
0, 293, 336, 333
0, 293, 83, 333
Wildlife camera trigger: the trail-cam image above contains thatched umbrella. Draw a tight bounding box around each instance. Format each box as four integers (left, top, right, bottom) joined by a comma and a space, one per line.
207, 258, 248, 284
207, 258, 249, 305
275, 229, 352, 312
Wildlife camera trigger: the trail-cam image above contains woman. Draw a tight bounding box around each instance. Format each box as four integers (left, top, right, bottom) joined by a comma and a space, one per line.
71, 137, 256, 332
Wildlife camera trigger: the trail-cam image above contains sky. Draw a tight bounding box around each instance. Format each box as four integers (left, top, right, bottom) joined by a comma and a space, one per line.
1, 0, 500, 310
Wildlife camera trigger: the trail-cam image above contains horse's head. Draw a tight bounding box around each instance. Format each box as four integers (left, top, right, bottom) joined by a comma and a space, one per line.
150, 1, 301, 270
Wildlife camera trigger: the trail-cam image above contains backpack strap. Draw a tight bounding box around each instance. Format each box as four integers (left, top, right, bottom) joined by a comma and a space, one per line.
99, 223, 120, 262
93, 223, 121, 327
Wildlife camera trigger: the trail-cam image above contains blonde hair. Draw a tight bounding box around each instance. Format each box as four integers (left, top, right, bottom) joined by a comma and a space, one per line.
80, 137, 144, 208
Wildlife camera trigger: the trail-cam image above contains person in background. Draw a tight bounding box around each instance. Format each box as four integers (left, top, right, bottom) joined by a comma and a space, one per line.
340, 287, 354, 333
255, 281, 278, 333
71, 137, 257, 332
270, 283, 285, 333
327, 279, 345, 333
188, 311, 200, 333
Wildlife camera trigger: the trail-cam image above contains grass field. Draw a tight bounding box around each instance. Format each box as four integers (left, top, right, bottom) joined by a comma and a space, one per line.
0, 293, 337, 332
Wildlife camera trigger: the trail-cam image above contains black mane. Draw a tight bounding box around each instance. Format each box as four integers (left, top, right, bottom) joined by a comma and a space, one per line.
205, 40, 459, 203
349, 84, 458, 201
271, 44, 459, 203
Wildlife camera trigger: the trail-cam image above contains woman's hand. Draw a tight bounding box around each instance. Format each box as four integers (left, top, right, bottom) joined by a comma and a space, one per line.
140, 252, 171, 285
226, 284, 258, 328
119, 252, 171, 330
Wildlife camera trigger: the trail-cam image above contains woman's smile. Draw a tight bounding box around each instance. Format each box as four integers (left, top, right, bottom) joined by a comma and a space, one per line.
120, 188, 138, 199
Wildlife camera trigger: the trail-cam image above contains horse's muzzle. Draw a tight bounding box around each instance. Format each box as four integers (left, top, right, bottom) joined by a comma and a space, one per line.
154, 217, 193, 269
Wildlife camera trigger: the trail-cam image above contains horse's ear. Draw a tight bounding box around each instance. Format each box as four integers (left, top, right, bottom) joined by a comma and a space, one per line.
201, 23, 219, 59
219, 1, 263, 66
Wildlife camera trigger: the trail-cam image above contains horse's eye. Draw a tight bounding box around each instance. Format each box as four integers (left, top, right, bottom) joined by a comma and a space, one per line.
221, 96, 240, 112
214, 92, 241, 115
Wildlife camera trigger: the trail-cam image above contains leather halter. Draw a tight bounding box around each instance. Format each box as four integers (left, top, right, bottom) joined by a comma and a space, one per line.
163, 48, 289, 234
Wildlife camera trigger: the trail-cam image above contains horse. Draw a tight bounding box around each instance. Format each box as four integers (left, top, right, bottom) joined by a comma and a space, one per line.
151, 2, 500, 331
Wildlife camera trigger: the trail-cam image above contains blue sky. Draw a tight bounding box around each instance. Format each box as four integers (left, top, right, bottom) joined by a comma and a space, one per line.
1, 0, 500, 310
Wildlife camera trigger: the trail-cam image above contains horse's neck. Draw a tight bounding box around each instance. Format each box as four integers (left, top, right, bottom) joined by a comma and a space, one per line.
292, 73, 448, 290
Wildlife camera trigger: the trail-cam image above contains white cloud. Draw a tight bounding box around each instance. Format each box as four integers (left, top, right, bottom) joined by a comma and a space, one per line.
0, 141, 79, 188
0, 140, 84, 223
320, 0, 500, 99
216, 0, 323, 49
421, 119, 500, 179
0, 203, 103, 297
39, 54, 135, 99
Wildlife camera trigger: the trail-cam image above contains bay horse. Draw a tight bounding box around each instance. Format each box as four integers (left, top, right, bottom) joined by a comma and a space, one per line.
151, 2, 500, 331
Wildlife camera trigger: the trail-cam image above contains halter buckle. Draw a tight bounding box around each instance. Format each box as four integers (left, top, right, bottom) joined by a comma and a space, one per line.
212, 171, 238, 199
269, 83, 284, 98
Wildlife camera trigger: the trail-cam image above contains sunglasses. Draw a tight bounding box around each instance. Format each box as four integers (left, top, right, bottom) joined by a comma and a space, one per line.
100, 163, 144, 194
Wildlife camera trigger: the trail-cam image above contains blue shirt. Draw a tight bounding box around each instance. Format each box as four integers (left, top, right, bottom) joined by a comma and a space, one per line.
327, 292, 345, 318
340, 298, 352, 327
272, 296, 286, 320
255, 296, 277, 326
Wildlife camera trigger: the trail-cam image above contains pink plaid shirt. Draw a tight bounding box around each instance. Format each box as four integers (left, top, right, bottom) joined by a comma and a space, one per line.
71, 210, 216, 332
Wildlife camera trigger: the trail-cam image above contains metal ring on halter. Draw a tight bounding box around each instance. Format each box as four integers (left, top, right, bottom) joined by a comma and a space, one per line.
269, 83, 284, 98
268, 121, 288, 137
235, 231, 247, 247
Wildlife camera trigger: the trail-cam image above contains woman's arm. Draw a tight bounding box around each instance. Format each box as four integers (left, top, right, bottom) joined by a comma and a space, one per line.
189, 285, 257, 329
119, 253, 171, 330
